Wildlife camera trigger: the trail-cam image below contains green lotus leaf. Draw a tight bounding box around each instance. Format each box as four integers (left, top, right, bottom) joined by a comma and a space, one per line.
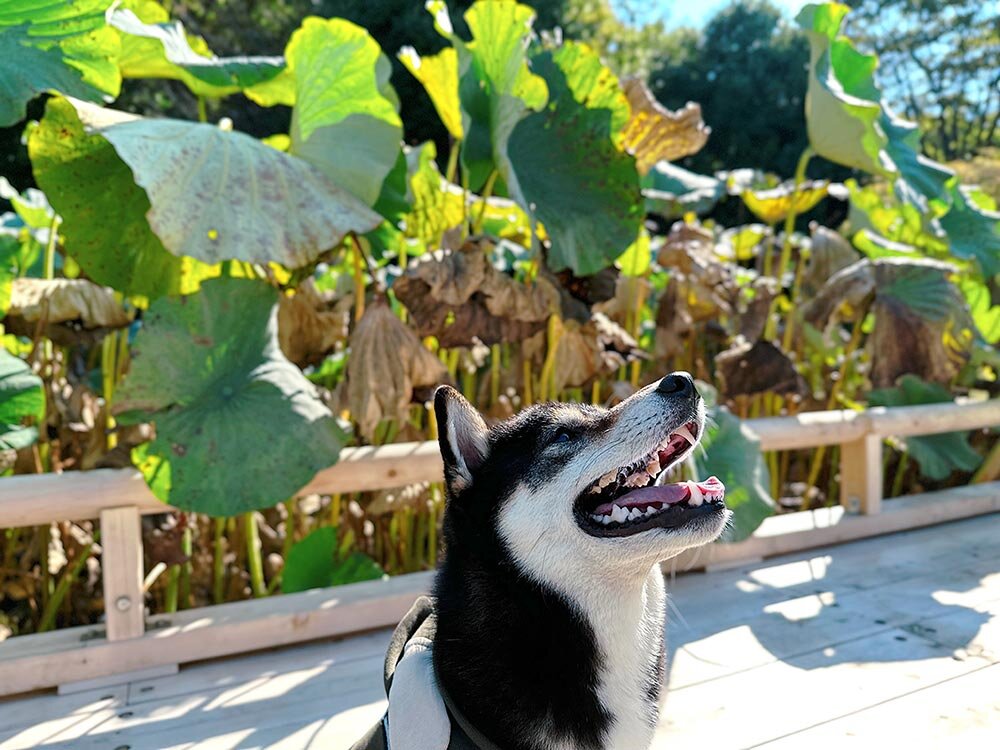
959, 277, 1000, 345
399, 45, 463, 140
643, 162, 723, 220
0, 178, 55, 231
286, 18, 403, 206
880, 110, 954, 209
0, 0, 121, 126
0, 233, 16, 317
402, 142, 465, 247
868, 375, 982, 481
796, 3, 888, 176
846, 180, 947, 257
938, 183, 1000, 280
507, 42, 643, 276
430, 0, 548, 192
109, 3, 284, 98
694, 402, 774, 543
0, 349, 44, 451
852, 229, 919, 260
64, 98, 381, 268
28, 96, 217, 300
282, 526, 384, 593
617, 227, 651, 276
115, 277, 346, 514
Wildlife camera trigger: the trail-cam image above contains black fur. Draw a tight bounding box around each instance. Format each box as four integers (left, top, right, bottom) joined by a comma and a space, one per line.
433, 402, 618, 750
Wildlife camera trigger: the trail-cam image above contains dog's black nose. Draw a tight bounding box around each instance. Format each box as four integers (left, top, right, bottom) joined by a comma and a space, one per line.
657, 372, 695, 396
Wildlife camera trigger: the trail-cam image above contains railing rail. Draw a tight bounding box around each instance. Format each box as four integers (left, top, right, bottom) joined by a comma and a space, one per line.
1, 397, 998, 697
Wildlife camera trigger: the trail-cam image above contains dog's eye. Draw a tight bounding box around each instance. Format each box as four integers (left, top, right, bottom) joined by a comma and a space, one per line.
551, 430, 572, 445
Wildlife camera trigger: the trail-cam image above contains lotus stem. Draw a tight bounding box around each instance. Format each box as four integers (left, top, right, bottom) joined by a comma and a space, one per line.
490, 344, 501, 406
889, 451, 909, 498
244, 512, 267, 598
164, 564, 179, 613
351, 238, 366, 323
179, 522, 192, 610
37, 536, 96, 633
283, 498, 296, 560
445, 139, 460, 185
473, 170, 499, 235
522, 355, 534, 406
972, 439, 1000, 484
212, 517, 225, 605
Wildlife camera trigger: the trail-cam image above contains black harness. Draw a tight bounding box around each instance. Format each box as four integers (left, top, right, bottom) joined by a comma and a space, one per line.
350, 596, 503, 750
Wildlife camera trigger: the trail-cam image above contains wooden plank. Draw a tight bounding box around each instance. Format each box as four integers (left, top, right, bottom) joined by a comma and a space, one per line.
839, 433, 883, 514
2, 400, 998, 529
755, 662, 1000, 749
0, 570, 434, 697
99, 507, 145, 641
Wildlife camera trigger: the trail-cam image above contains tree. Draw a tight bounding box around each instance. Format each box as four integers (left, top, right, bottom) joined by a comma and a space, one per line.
844, 0, 1000, 161
650, 0, 811, 178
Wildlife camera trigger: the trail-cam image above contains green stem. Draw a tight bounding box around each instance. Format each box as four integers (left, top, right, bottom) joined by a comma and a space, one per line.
889, 451, 909, 499
178, 523, 192, 610
244, 512, 266, 598
197, 96, 208, 124
38, 537, 97, 633
445, 140, 460, 185
472, 170, 499, 235
283, 498, 296, 561
164, 565, 179, 613
765, 146, 813, 341
490, 344, 501, 406
212, 517, 226, 605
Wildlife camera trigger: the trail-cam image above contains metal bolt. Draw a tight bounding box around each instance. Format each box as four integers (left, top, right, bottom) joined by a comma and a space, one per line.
115, 596, 131, 612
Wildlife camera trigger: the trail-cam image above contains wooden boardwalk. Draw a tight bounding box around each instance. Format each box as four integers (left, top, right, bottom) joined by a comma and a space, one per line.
2, 512, 998, 750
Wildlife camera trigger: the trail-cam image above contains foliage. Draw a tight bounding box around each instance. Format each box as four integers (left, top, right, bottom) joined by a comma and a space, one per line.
843, 0, 1000, 162
0, 0, 996, 635
282, 526, 384, 593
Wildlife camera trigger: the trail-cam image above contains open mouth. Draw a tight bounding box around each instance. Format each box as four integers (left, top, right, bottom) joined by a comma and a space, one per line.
574, 421, 726, 538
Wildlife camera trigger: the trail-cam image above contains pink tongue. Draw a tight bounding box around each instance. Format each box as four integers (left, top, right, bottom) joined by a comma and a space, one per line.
592, 476, 725, 516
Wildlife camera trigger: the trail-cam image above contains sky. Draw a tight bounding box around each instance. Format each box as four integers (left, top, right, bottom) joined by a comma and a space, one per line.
612, 0, 813, 28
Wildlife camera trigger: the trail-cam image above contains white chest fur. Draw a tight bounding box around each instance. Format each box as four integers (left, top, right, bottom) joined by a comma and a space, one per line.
542, 566, 666, 750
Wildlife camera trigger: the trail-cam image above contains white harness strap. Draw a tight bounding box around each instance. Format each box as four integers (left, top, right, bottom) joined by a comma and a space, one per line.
386, 636, 451, 750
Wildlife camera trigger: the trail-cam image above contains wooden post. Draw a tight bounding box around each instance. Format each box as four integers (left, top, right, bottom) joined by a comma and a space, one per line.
840, 434, 883, 515
100, 506, 145, 641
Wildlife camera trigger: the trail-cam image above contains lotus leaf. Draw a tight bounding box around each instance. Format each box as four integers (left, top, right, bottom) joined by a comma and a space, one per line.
620, 78, 709, 175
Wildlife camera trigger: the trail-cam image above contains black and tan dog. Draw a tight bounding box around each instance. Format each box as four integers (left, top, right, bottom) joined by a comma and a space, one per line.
352, 373, 729, 750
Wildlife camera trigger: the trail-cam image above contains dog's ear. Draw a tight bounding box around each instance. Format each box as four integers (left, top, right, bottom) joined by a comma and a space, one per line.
434, 385, 488, 492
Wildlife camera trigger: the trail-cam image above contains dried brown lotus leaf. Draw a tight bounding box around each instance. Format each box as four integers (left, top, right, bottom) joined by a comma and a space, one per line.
394, 243, 559, 347
553, 313, 643, 392
801, 260, 876, 330
277, 279, 350, 367
715, 339, 806, 397
655, 221, 715, 270
7, 278, 131, 328
620, 78, 710, 175
737, 276, 780, 343
593, 275, 652, 327
347, 301, 448, 441
802, 224, 859, 297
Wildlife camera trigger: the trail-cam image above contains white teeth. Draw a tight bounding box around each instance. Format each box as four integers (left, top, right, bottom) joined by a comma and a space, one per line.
674, 424, 697, 446
611, 505, 628, 523
646, 456, 660, 476
627, 507, 642, 520
687, 481, 704, 506
600, 515, 612, 525
644, 506, 657, 516
598, 471, 617, 488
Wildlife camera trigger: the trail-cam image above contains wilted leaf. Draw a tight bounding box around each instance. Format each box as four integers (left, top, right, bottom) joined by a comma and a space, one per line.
868, 375, 982, 481
741, 180, 829, 225
642, 162, 724, 219
508, 42, 642, 276
66, 98, 381, 268
694, 401, 774, 542
801, 259, 876, 329
736, 276, 779, 342
287, 18, 403, 206
394, 241, 559, 348
347, 299, 448, 441
715, 339, 806, 398
802, 224, 859, 297
277, 279, 350, 367
109, 4, 284, 98
282, 526, 383, 593
399, 45, 462, 140
28, 96, 217, 300
115, 277, 345, 515
550, 313, 644, 392
0, 0, 121, 126
6, 278, 130, 328
0, 349, 44, 451
620, 78, 709, 175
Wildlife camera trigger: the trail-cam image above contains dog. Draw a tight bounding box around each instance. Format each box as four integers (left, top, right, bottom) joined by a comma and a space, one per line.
351, 373, 729, 750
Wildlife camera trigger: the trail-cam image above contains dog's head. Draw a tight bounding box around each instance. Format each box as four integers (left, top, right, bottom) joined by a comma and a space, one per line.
434, 373, 730, 580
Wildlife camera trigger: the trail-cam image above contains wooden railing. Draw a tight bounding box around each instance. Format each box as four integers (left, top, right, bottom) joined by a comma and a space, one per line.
1, 399, 998, 696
